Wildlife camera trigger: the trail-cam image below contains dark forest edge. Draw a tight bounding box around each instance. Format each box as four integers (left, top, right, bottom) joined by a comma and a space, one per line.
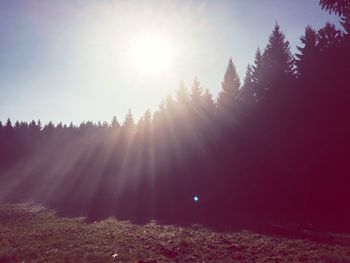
0, 1, 350, 232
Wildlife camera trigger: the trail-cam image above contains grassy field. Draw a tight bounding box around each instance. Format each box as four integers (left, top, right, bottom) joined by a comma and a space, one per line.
0, 204, 350, 262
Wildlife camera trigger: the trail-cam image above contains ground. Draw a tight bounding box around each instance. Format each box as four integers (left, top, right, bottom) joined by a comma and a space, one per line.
0, 204, 350, 262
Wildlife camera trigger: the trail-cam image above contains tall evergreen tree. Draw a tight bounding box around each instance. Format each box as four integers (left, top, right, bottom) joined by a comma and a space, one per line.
296, 26, 319, 77
263, 23, 295, 78
202, 89, 216, 112
5, 118, 12, 132
111, 116, 120, 129
217, 58, 241, 110
123, 109, 135, 131
14, 121, 21, 130
317, 22, 342, 51
261, 23, 295, 103
251, 48, 264, 102
43, 121, 55, 135
176, 80, 189, 106
239, 65, 256, 105
191, 77, 203, 107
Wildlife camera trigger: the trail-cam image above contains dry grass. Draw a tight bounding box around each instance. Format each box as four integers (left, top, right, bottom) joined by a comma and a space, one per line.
0, 204, 350, 262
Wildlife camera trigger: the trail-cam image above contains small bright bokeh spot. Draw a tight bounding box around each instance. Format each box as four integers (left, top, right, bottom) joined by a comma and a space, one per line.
193, 195, 199, 202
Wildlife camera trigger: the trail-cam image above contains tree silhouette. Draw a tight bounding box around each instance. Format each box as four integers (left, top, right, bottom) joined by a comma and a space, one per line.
260, 23, 295, 105
111, 116, 121, 129
202, 89, 216, 112
239, 65, 256, 106
123, 109, 135, 131
251, 48, 264, 102
296, 26, 318, 77
5, 118, 13, 132
176, 80, 190, 106
263, 23, 294, 78
190, 77, 203, 107
217, 58, 241, 111
317, 22, 342, 51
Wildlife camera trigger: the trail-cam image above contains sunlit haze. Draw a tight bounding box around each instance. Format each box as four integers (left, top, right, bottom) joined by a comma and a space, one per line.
0, 0, 339, 124
129, 32, 175, 76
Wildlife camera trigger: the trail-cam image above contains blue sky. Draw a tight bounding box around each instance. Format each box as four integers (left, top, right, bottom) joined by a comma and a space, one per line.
0, 0, 340, 124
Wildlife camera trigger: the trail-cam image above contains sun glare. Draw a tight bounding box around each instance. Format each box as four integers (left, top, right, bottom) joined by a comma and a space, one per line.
129, 33, 175, 76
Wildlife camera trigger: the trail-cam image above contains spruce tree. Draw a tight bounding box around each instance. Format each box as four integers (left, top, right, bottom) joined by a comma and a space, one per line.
44, 121, 55, 135
123, 109, 135, 131
251, 48, 264, 102
261, 23, 295, 104
202, 89, 216, 112
296, 26, 318, 77
111, 116, 120, 129
263, 23, 295, 79
176, 80, 189, 105
191, 77, 203, 106
217, 58, 241, 110
5, 118, 12, 132
317, 23, 342, 51
14, 121, 21, 130
239, 65, 256, 105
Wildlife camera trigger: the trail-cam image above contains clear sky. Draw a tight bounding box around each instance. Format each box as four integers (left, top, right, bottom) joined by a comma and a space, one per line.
0, 0, 340, 124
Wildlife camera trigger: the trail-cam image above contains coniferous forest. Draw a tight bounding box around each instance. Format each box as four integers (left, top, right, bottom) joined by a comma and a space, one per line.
1, 1, 350, 233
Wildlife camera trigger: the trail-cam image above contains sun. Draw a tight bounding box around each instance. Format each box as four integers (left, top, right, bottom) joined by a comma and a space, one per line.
128, 33, 175, 75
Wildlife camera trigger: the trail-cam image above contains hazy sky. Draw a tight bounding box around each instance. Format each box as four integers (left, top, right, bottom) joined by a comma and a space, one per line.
0, 0, 340, 124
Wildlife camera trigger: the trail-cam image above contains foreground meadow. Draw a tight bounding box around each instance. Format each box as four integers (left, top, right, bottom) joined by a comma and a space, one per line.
0, 204, 350, 262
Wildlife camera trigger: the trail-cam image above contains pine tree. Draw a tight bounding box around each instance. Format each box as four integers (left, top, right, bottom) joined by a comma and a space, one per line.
317, 23, 342, 51
260, 23, 295, 104
43, 121, 55, 134
217, 58, 241, 110
56, 122, 63, 131
239, 65, 256, 105
263, 23, 295, 79
251, 48, 264, 102
176, 80, 189, 105
14, 121, 21, 130
296, 26, 318, 77
202, 89, 216, 112
123, 109, 135, 131
37, 120, 42, 131
5, 118, 12, 132
111, 116, 120, 129
191, 77, 203, 107
20, 122, 28, 130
